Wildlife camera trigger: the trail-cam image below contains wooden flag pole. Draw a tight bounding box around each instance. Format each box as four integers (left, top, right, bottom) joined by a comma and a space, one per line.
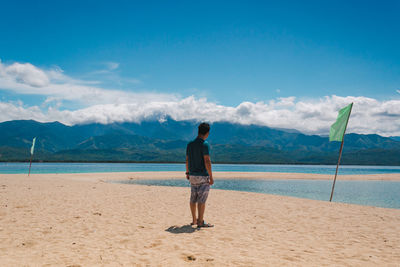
28, 153, 33, 176
329, 105, 353, 202
329, 139, 344, 201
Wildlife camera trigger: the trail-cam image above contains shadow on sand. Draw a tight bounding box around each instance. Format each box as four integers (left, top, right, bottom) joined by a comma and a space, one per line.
165, 224, 200, 234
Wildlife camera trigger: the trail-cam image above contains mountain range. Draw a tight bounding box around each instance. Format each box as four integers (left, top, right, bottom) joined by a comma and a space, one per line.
1, 119, 400, 165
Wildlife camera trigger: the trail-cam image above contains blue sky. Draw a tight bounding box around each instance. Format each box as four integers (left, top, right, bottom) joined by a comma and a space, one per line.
0, 0, 399, 135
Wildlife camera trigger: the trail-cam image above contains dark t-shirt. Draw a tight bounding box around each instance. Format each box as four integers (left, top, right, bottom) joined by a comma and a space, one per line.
186, 137, 210, 176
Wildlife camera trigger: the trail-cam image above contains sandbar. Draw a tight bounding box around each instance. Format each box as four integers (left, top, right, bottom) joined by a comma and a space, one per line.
0, 172, 399, 266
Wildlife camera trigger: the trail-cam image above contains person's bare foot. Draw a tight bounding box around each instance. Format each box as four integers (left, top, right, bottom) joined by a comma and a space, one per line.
190, 219, 197, 225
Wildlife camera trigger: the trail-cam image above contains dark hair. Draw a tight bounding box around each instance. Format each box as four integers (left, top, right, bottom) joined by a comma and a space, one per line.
198, 122, 210, 135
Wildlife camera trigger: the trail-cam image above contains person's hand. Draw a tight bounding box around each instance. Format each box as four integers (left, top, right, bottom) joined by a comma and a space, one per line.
209, 176, 214, 185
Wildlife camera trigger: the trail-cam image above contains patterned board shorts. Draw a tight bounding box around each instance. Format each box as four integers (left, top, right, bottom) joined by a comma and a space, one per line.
189, 175, 210, 204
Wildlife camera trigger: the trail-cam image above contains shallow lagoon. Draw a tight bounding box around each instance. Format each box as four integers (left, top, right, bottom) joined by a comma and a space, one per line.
118, 179, 400, 209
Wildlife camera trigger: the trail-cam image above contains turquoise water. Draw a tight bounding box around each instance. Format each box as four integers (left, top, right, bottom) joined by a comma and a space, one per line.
118, 179, 400, 209
1, 162, 400, 175
2, 161, 398, 209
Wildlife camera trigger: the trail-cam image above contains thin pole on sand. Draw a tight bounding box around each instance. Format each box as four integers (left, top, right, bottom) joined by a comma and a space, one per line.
329, 139, 344, 202
329, 107, 353, 202
28, 154, 33, 176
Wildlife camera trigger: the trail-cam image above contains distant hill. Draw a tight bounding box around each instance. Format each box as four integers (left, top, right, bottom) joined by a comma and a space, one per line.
0, 119, 399, 165
390, 136, 400, 142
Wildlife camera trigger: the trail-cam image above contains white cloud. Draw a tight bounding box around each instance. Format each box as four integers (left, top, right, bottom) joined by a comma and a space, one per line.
88, 62, 120, 75
0, 62, 49, 87
106, 62, 119, 70
1, 95, 400, 137
1, 60, 400, 136
0, 60, 172, 105
0, 101, 47, 122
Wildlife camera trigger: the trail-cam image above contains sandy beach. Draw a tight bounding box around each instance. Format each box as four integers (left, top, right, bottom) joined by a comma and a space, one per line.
1, 172, 399, 266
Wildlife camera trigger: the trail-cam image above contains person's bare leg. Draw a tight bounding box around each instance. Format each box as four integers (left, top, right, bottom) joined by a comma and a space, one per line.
197, 203, 206, 224
190, 202, 197, 224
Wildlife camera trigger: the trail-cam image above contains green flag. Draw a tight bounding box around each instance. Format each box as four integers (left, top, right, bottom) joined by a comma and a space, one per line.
30, 137, 36, 155
329, 103, 353, 142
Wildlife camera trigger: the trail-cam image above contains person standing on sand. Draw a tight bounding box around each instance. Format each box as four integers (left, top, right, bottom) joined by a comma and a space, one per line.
185, 122, 214, 228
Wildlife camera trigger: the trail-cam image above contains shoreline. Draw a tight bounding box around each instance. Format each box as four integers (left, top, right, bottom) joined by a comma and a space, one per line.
2, 161, 400, 167
4, 171, 400, 181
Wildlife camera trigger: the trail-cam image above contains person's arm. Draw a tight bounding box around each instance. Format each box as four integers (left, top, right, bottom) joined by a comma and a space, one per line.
204, 155, 213, 185
185, 156, 190, 180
